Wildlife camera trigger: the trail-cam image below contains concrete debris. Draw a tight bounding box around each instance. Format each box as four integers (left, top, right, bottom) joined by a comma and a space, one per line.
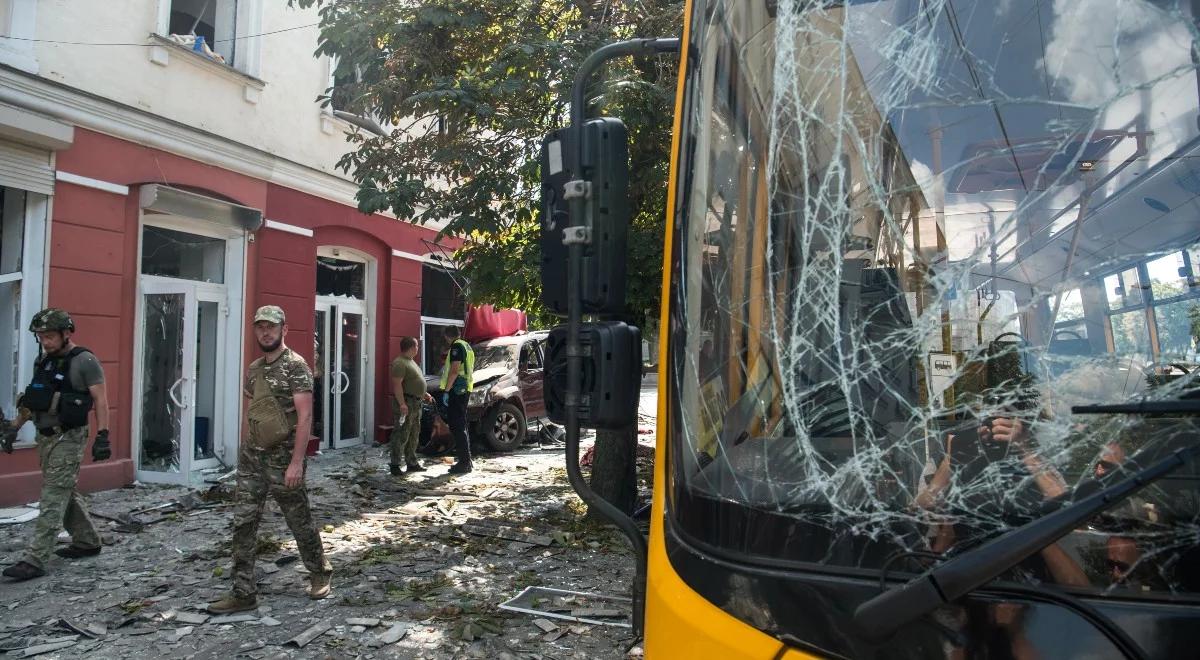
461, 523, 553, 547
21, 638, 78, 657
172, 611, 210, 625
284, 621, 332, 648
56, 619, 96, 639
84, 623, 107, 638
0, 411, 654, 659
377, 622, 410, 644
207, 614, 258, 625
532, 618, 559, 632
571, 608, 623, 618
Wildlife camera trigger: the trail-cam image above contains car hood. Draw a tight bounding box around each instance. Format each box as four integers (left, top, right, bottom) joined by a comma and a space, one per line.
471, 365, 511, 387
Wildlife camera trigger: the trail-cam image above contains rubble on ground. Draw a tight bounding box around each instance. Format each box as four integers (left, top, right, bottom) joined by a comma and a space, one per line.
0, 435, 653, 659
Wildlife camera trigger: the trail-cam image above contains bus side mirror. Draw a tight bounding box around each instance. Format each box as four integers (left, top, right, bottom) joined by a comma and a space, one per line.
543, 321, 641, 430
539, 118, 631, 316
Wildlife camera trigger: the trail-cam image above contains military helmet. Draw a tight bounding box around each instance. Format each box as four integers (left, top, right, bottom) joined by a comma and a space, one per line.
29, 308, 75, 333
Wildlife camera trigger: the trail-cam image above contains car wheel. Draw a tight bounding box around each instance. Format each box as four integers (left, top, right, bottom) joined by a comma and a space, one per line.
482, 402, 526, 452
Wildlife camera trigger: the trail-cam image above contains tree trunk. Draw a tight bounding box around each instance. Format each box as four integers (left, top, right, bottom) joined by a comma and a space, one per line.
586, 425, 638, 517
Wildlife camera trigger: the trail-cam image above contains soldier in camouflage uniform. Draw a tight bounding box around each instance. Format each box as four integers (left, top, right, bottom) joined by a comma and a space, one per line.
209, 305, 332, 613
3, 309, 110, 582
388, 336, 432, 476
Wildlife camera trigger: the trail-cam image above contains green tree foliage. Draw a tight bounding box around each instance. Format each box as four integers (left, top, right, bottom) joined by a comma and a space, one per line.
291, 0, 682, 329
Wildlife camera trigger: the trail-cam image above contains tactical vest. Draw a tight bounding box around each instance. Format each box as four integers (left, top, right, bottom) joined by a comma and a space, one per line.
439, 339, 475, 392
246, 358, 299, 450
24, 346, 94, 429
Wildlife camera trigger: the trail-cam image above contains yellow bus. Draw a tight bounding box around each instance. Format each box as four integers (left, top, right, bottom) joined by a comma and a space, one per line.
550, 0, 1200, 657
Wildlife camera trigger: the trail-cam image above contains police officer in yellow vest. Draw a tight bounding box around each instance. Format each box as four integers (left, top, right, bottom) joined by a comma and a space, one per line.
439, 325, 474, 474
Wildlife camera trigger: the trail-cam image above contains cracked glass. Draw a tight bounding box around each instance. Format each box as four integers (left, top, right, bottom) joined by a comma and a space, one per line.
669, 0, 1200, 599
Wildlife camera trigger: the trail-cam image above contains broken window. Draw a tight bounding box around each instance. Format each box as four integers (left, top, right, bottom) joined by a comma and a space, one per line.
669, 0, 1200, 610
0, 186, 25, 420
140, 225, 226, 284
167, 0, 238, 66
420, 263, 465, 321
316, 256, 365, 299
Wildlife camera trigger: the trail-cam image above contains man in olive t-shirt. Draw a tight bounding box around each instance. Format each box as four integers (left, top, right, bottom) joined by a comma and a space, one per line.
389, 336, 430, 475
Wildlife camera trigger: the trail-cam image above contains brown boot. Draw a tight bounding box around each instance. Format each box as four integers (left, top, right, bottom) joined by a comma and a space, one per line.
207, 593, 258, 614
309, 572, 332, 600
2, 561, 45, 581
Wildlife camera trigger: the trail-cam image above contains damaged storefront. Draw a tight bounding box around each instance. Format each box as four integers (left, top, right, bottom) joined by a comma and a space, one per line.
0, 123, 460, 504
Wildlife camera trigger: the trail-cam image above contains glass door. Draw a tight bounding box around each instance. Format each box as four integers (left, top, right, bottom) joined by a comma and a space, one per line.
314, 298, 368, 449
192, 289, 225, 470
314, 306, 330, 449
137, 280, 197, 483
335, 306, 365, 447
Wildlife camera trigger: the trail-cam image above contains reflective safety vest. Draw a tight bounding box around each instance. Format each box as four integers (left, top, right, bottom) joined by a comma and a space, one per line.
439, 339, 475, 392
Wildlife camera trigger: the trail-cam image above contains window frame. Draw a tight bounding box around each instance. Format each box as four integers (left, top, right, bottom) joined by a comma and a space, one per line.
0, 0, 37, 73
0, 186, 48, 449
1100, 249, 1200, 361
155, 0, 264, 77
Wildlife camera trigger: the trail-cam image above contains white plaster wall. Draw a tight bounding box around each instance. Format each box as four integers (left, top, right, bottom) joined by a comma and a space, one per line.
30, 0, 356, 178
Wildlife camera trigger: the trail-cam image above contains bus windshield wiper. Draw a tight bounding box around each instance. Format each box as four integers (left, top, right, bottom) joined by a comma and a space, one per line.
853, 401, 1200, 642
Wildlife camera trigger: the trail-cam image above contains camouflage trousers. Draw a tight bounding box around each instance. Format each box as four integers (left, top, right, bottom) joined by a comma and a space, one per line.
23, 426, 101, 570
231, 442, 331, 598
389, 396, 422, 467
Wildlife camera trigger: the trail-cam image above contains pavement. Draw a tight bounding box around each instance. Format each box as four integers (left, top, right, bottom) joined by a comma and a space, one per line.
0, 378, 660, 659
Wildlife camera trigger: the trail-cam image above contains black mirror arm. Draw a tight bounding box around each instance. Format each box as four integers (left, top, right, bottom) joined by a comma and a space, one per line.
561, 37, 679, 639
854, 435, 1200, 642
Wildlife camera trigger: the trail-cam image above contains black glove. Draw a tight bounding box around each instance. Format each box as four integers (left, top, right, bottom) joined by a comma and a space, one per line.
91, 429, 111, 462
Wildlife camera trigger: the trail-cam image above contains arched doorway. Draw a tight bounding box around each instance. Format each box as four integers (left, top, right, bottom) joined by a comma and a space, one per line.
313, 246, 376, 448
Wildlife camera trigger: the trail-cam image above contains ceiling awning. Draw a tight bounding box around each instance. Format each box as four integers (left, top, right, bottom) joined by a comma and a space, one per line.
139, 184, 263, 231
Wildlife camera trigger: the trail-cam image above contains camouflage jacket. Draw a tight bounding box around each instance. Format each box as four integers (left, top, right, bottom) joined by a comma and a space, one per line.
245, 348, 313, 424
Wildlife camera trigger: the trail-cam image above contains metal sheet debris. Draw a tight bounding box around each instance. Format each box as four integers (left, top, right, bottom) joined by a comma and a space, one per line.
0, 506, 38, 525
499, 587, 632, 628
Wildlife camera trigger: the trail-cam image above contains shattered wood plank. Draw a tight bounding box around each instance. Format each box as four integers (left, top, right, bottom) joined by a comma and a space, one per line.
377, 622, 410, 644
461, 523, 552, 547
284, 621, 332, 648
345, 618, 381, 627
543, 629, 567, 642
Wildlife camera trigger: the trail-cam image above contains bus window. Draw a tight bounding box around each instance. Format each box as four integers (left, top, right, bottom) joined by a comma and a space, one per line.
667, 0, 1200, 603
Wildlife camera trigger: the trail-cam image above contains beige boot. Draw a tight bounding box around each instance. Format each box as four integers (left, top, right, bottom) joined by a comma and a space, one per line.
309, 572, 332, 600
208, 593, 258, 614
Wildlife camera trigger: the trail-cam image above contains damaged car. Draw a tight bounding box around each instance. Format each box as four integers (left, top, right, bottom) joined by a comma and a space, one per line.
426, 331, 548, 451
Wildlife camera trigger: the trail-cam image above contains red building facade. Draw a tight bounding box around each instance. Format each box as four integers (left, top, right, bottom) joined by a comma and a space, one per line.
0, 127, 460, 506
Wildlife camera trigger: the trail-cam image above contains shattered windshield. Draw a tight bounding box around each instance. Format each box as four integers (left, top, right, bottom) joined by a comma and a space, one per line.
669, 0, 1200, 597
474, 345, 517, 371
